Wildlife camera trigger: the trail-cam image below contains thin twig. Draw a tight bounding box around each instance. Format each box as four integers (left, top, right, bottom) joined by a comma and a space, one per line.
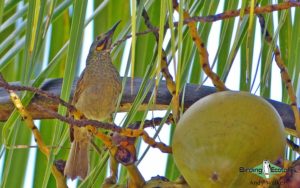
179, 1, 300, 25
6, 145, 70, 149
257, 14, 300, 137
286, 138, 300, 153
111, 1, 300, 50
141, 7, 179, 119
143, 113, 175, 128
0, 74, 76, 112
32, 103, 121, 131
0, 73, 172, 153
33, 103, 172, 153
172, 0, 228, 91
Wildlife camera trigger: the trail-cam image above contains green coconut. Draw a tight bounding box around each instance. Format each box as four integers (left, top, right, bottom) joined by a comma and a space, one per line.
172, 91, 286, 188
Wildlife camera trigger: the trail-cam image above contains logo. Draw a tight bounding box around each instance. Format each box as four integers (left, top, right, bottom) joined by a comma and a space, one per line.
240, 160, 286, 179
262, 160, 271, 178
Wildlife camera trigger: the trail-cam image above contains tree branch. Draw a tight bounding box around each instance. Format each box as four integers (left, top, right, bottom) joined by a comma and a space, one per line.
0, 77, 296, 133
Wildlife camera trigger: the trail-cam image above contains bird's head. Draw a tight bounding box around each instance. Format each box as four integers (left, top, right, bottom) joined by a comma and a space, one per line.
89, 21, 120, 53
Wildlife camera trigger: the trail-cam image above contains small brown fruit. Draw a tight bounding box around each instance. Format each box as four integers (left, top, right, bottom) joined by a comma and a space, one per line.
172, 91, 286, 187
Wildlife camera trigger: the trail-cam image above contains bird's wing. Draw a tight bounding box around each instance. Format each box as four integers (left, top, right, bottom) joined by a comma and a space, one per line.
72, 69, 86, 105
69, 69, 86, 142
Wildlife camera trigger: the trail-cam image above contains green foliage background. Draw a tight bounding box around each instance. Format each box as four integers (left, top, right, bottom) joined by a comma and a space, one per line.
0, 0, 299, 187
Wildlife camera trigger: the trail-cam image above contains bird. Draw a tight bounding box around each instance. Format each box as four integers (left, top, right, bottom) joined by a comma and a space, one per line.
64, 21, 122, 180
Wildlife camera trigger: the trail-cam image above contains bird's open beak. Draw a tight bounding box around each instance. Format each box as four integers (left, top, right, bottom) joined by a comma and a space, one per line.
96, 21, 121, 51
105, 20, 121, 38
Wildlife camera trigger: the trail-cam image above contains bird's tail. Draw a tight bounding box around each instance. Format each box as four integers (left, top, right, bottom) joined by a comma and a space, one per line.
64, 127, 90, 180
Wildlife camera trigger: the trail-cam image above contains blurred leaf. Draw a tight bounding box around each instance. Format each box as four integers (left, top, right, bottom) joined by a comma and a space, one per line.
0, 0, 9, 25
290, 7, 300, 93
3, 0, 20, 14
165, 126, 180, 181
216, 0, 239, 79
190, 0, 218, 84
259, 0, 273, 97
278, 1, 292, 102
224, 15, 250, 84
134, 0, 158, 76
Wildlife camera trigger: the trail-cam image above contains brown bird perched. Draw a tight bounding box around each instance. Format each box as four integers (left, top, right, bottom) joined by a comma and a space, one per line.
64, 21, 122, 180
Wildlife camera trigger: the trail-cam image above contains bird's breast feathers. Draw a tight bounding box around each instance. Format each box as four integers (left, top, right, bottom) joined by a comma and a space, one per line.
75, 83, 120, 121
